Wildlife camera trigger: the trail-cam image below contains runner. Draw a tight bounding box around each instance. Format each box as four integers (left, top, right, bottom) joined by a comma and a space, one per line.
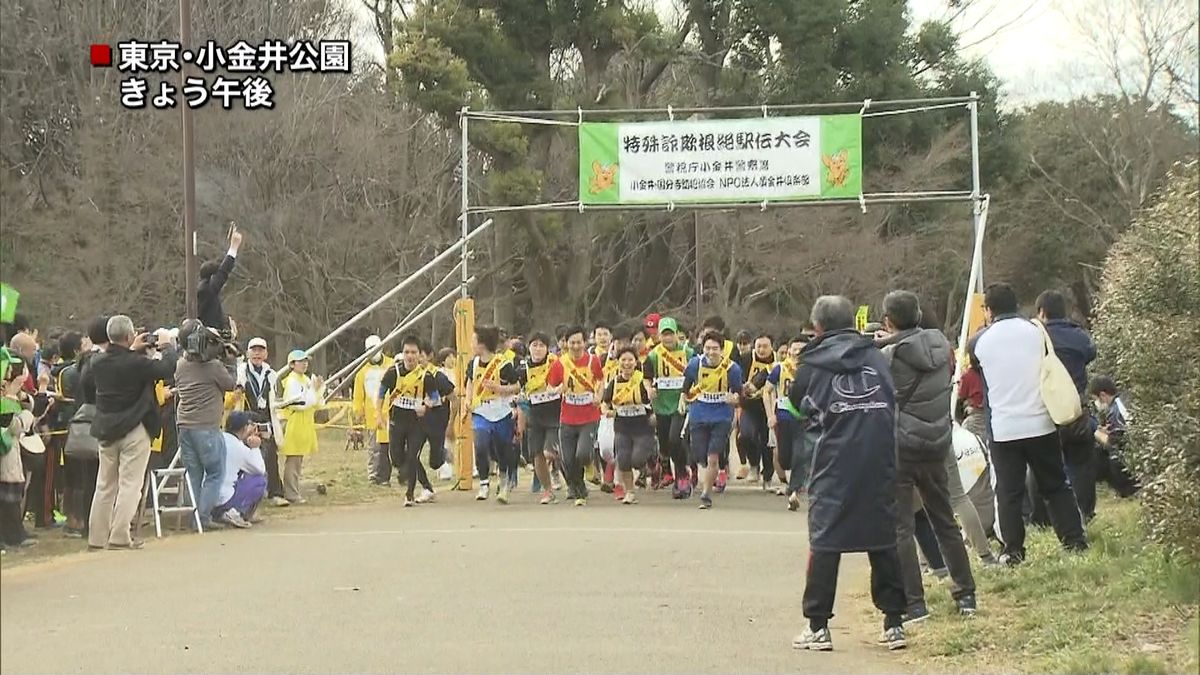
592, 322, 617, 491
764, 336, 809, 508
377, 336, 449, 507
736, 333, 776, 485
601, 347, 656, 504
419, 341, 454, 483
682, 331, 743, 510
463, 326, 521, 504
642, 313, 660, 356
699, 317, 738, 491
547, 325, 605, 506
643, 317, 694, 498
519, 332, 561, 504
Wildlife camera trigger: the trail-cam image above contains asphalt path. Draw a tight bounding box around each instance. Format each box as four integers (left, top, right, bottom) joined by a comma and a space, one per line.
1, 485, 902, 673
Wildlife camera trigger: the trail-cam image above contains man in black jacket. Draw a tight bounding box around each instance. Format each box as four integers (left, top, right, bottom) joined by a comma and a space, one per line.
788, 295, 908, 653
86, 315, 178, 550
876, 290, 977, 621
197, 224, 243, 333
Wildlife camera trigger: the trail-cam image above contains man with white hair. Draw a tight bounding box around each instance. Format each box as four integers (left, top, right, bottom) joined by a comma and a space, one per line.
86, 315, 178, 550
353, 335, 393, 485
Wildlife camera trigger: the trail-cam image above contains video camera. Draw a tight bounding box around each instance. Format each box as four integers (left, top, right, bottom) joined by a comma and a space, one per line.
182, 321, 240, 363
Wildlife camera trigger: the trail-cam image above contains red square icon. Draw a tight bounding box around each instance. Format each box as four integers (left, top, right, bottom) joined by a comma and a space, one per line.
90, 44, 112, 67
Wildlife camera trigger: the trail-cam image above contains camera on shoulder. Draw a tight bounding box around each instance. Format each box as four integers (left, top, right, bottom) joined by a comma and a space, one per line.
180, 319, 236, 363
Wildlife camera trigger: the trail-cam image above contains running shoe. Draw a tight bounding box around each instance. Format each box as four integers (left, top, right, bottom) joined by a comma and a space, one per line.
748, 467, 760, 484
715, 470, 728, 493
788, 492, 802, 512
879, 626, 907, 650
601, 482, 615, 494
736, 465, 750, 480
540, 490, 558, 505
634, 475, 647, 489
698, 494, 713, 510
497, 484, 511, 505
956, 594, 978, 617
476, 484, 490, 501
551, 472, 564, 491
416, 489, 435, 504
903, 604, 930, 624
574, 497, 587, 507
220, 509, 252, 529
403, 497, 415, 508
793, 627, 833, 651
622, 492, 638, 505
613, 484, 626, 501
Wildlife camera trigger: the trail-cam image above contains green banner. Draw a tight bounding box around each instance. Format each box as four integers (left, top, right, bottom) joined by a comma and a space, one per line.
580, 114, 862, 205
0, 283, 18, 324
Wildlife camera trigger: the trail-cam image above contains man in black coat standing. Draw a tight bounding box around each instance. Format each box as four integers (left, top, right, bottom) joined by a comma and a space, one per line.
197, 224, 243, 334
788, 295, 908, 653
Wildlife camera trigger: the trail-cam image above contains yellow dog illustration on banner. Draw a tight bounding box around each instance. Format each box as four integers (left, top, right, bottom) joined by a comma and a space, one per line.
822, 149, 850, 188
589, 160, 619, 195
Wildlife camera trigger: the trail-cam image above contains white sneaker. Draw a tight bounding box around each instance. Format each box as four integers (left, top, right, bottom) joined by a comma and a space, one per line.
438, 464, 454, 481
220, 509, 251, 529
551, 473, 564, 491
476, 485, 489, 501
749, 467, 761, 484
416, 489, 435, 504
271, 497, 291, 507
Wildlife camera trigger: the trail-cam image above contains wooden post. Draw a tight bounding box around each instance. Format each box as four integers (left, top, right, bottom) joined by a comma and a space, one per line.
452, 297, 475, 490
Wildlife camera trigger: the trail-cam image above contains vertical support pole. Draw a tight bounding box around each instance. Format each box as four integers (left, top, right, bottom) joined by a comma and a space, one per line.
693, 211, 702, 327
952, 91, 987, 415
454, 107, 475, 490
180, 0, 198, 320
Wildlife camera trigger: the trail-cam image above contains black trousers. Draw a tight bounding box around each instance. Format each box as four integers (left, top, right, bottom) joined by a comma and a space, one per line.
422, 408, 450, 470
0, 500, 30, 546
389, 415, 432, 500
992, 431, 1087, 560
63, 455, 99, 527
261, 437, 284, 498
654, 413, 687, 479
803, 547, 906, 630
896, 458, 977, 607
736, 404, 771, 479
914, 509, 946, 570
21, 448, 53, 527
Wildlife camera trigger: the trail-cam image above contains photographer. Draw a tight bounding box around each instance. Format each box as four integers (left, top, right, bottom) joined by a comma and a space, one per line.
175, 320, 237, 531
197, 224, 244, 333
87, 315, 178, 550
213, 412, 267, 529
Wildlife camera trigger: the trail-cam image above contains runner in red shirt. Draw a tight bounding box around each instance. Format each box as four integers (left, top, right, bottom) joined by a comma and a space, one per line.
547, 325, 605, 505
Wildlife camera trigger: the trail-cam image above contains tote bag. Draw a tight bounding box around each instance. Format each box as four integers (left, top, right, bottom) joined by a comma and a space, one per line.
1033, 320, 1084, 425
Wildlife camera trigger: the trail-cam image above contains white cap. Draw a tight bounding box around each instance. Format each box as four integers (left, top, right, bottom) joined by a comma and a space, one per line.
247, 337, 268, 350
365, 335, 382, 350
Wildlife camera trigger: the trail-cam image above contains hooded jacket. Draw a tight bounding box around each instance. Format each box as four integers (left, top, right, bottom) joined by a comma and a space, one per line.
880, 327, 953, 463
788, 329, 898, 553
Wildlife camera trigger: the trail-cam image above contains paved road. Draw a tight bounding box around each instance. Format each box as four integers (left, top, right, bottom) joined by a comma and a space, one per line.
1, 486, 901, 673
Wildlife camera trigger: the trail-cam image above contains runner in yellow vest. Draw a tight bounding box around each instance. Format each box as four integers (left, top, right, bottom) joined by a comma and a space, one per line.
682, 332, 743, 509
601, 347, 656, 504
736, 333, 777, 485
519, 332, 561, 504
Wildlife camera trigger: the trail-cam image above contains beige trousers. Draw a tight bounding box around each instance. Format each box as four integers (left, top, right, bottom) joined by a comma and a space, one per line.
283, 455, 304, 502
89, 424, 151, 548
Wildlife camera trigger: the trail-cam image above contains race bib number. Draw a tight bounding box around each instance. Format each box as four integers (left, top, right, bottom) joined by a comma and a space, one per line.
655, 376, 684, 391
392, 396, 420, 411
565, 392, 595, 406
529, 390, 560, 406
698, 392, 727, 404
615, 405, 645, 418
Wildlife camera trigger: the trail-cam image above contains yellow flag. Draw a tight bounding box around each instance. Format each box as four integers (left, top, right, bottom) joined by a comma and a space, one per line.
855, 305, 869, 333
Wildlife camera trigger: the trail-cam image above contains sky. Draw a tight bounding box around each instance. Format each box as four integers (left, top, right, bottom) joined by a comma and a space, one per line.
349, 0, 1111, 107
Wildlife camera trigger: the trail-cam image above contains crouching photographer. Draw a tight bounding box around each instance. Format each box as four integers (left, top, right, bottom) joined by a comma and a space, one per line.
175, 320, 237, 531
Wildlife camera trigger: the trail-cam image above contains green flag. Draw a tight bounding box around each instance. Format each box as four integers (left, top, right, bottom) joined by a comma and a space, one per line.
0, 283, 18, 323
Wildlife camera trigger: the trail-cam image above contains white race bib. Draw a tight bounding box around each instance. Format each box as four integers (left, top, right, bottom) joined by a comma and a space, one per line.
776, 398, 791, 411
392, 396, 420, 411
698, 391, 727, 404
615, 404, 646, 418
529, 390, 561, 406
565, 392, 595, 406
655, 376, 684, 391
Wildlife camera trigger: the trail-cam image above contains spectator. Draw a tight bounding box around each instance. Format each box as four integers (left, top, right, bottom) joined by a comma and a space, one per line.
197, 225, 243, 333
87, 315, 178, 550
969, 283, 1087, 566
278, 351, 323, 505
876, 290, 980, 621
353, 335, 393, 486
175, 320, 237, 531
213, 411, 267, 529
8, 330, 54, 528
788, 295, 908, 652
242, 337, 287, 506
1, 347, 36, 551
51, 332, 83, 535
68, 316, 110, 538
1034, 289, 1099, 521
1087, 376, 1140, 498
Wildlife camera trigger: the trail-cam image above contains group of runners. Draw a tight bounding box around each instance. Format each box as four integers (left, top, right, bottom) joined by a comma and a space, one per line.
361, 313, 814, 509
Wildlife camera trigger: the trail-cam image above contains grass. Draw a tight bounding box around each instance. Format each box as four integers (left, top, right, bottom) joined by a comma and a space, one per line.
0, 429, 442, 568
892, 498, 1200, 673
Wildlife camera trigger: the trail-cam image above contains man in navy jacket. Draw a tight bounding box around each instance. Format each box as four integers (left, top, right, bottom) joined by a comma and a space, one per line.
197, 225, 243, 333
1035, 290, 1098, 520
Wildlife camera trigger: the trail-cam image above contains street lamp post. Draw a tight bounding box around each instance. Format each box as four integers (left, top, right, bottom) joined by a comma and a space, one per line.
180, 0, 198, 320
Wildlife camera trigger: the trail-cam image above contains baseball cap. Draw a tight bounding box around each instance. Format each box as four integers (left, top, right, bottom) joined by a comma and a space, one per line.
644, 313, 661, 329
365, 335, 382, 350
657, 317, 679, 334
287, 349, 308, 363
247, 337, 268, 350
